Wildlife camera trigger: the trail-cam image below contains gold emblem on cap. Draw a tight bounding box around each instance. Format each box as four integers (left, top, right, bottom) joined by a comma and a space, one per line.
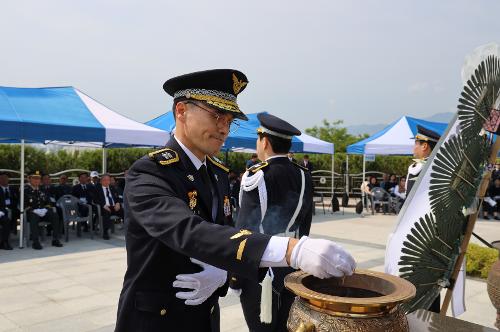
232, 73, 247, 95
185, 92, 191, 99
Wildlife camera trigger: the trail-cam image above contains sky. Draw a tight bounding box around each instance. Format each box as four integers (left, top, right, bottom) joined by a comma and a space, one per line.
1, 0, 499, 131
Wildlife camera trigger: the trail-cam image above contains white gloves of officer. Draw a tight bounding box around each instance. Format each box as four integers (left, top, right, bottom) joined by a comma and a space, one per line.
290, 236, 356, 279
33, 208, 48, 217
173, 258, 227, 306
0, 211, 4, 218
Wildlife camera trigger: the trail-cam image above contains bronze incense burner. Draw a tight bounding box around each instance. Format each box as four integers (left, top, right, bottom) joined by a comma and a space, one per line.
285, 270, 416, 332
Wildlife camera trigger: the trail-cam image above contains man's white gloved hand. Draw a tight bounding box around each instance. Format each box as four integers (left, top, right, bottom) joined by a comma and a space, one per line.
290, 236, 356, 279
173, 258, 227, 306
0, 211, 4, 218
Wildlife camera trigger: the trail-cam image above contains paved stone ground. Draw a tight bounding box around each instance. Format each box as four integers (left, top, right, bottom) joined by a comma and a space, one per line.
0, 208, 498, 331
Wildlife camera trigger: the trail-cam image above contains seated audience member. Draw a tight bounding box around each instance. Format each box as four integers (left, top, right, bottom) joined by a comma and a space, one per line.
379, 173, 389, 190
90, 171, 100, 186
367, 175, 380, 192
393, 176, 406, 212
0, 172, 20, 235
71, 172, 97, 233
384, 174, 398, 194
245, 154, 259, 170
0, 188, 12, 250
110, 176, 124, 200
287, 152, 297, 163
484, 178, 500, 220
94, 174, 123, 240
54, 174, 72, 200
24, 171, 63, 250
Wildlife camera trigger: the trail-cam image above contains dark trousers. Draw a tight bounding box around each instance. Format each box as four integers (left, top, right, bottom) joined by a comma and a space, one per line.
8, 207, 19, 234
239, 272, 295, 332
27, 209, 62, 241
101, 206, 123, 234
0, 214, 11, 243
77, 203, 99, 231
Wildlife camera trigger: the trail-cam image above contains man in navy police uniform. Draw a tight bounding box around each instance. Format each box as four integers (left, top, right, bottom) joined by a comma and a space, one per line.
115, 69, 356, 332
231, 113, 314, 331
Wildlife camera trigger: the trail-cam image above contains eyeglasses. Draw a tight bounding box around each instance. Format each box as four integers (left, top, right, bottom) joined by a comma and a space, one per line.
185, 101, 240, 134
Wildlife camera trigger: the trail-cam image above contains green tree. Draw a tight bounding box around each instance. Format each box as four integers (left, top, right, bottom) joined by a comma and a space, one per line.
305, 119, 369, 153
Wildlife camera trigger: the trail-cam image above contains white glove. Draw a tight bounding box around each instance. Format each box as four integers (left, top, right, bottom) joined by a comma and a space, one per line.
173, 258, 227, 306
0, 211, 4, 218
290, 236, 356, 279
228, 287, 242, 297
33, 209, 43, 217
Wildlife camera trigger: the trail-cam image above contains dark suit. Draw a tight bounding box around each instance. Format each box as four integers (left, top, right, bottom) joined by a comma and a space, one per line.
301, 160, 313, 172
94, 184, 123, 235
233, 157, 313, 332
1, 185, 19, 234
71, 183, 98, 230
0, 189, 11, 245
115, 138, 272, 332
54, 184, 72, 200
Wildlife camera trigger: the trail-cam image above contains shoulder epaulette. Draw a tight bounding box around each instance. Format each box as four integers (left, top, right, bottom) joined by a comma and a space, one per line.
207, 156, 229, 172
148, 148, 179, 166
292, 162, 308, 171
248, 161, 269, 173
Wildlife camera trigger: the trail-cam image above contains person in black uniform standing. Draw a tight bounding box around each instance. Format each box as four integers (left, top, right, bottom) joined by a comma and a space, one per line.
230, 113, 313, 332
24, 171, 63, 250
0, 188, 12, 250
407, 125, 441, 312
114, 69, 356, 332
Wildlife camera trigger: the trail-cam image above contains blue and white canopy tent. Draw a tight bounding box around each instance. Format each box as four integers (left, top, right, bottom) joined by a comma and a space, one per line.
344, 116, 447, 192
0, 86, 170, 247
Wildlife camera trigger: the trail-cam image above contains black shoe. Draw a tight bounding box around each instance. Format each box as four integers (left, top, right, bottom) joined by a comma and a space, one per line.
32, 241, 43, 250
103, 233, 110, 240
484, 215, 491, 220
495, 216, 500, 221
1, 242, 13, 250
52, 239, 63, 247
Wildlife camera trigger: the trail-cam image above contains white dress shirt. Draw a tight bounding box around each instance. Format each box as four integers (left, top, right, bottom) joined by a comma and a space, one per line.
101, 186, 115, 206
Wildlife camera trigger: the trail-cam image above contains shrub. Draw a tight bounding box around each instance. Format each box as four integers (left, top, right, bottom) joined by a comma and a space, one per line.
466, 243, 499, 279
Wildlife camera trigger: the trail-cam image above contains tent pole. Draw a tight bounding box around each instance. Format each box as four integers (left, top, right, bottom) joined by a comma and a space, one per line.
331, 153, 334, 197
19, 140, 25, 248
362, 154, 366, 208
102, 147, 107, 174
345, 154, 349, 193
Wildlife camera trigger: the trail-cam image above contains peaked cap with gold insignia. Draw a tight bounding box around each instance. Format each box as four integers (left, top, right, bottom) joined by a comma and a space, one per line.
411, 125, 440, 144
163, 69, 249, 121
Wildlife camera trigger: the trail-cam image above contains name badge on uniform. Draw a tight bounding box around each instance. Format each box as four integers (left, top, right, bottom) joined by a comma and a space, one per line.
223, 196, 231, 216
188, 190, 198, 210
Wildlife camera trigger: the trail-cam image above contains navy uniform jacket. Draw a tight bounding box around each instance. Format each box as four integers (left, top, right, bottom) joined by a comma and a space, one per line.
115, 138, 271, 332
24, 186, 52, 210
236, 157, 313, 237
232, 157, 313, 292
71, 183, 97, 204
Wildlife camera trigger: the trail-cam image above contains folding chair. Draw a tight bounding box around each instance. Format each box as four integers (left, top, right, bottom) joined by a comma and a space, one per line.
56, 195, 93, 241
312, 192, 325, 215
370, 187, 392, 215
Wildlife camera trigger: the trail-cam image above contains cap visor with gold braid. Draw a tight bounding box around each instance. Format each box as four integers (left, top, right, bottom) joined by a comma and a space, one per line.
163, 69, 249, 121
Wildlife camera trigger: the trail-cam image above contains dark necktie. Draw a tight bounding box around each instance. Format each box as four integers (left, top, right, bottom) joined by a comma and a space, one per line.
106, 187, 114, 206
200, 164, 217, 219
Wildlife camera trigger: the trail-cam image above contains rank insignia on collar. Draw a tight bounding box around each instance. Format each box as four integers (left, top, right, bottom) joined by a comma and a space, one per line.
148, 148, 179, 166
187, 175, 194, 182
223, 196, 231, 216
188, 190, 197, 210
